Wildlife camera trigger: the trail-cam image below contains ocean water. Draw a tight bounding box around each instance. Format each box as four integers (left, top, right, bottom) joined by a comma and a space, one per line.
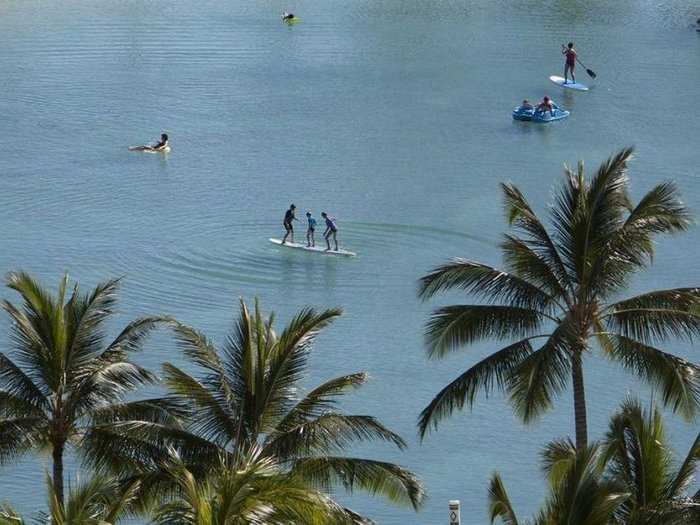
0, 0, 699, 523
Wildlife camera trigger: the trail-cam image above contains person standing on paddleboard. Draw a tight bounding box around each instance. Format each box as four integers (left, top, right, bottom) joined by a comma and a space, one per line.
306, 212, 317, 248
321, 212, 339, 251
282, 204, 297, 245
562, 42, 577, 84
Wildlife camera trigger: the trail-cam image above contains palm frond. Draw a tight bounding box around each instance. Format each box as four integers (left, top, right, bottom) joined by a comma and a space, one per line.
500, 182, 573, 295
82, 421, 221, 475
0, 416, 46, 464
418, 259, 554, 312
488, 473, 519, 525
604, 335, 700, 419
291, 456, 426, 510
666, 430, 700, 499
424, 305, 544, 359
507, 326, 573, 423
418, 338, 534, 439
264, 413, 406, 459
260, 307, 342, 433
604, 288, 700, 344
0, 353, 48, 412
541, 438, 578, 485
273, 373, 368, 433
162, 362, 236, 446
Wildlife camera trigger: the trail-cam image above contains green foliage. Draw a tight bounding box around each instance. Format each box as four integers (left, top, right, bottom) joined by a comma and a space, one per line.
100, 298, 425, 519
0, 272, 178, 504
418, 148, 700, 448
489, 400, 700, 525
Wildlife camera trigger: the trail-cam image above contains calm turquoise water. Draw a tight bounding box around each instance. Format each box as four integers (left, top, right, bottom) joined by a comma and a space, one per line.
1, 0, 699, 522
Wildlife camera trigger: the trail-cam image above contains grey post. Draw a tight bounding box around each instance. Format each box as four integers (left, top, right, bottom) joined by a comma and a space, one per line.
449, 500, 460, 525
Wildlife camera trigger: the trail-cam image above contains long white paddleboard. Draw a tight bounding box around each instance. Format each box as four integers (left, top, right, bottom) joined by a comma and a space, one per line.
269, 238, 356, 257
549, 75, 589, 91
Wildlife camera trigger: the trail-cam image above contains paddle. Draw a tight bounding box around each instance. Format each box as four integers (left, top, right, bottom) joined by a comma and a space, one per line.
576, 57, 597, 79
562, 44, 597, 79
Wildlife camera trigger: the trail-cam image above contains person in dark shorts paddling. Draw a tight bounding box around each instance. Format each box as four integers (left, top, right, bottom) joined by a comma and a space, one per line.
306, 212, 317, 247
562, 42, 577, 84
282, 204, 297, 244
321, 212, 338, 251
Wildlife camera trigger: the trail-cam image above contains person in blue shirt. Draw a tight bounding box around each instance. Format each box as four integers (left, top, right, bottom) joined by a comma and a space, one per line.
321, 212, 338, 251
306, 212, 317, 247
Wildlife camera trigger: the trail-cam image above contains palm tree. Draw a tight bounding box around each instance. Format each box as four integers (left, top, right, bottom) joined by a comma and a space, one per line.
418, 148, 700, 449
0, 271, 183, 505
105, 299, 424, 518
600, 398, 700, 524
488, 400, 700, 525
489, 440, 627, 525
152, 447, 367, 525
0, 473, 140, 525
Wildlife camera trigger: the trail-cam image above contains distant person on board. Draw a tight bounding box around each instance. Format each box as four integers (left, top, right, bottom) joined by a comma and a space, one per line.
321, 212, 338, 251
562, 42, 577, 84
282, 204, 297, 244
536, 96, 554, 114
306, 212, 317, 247
129, 133, 169, 152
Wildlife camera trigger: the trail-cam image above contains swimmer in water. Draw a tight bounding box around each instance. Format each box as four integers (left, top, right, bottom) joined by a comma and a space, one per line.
129, 133, 169, 152
282, 12, 295, 21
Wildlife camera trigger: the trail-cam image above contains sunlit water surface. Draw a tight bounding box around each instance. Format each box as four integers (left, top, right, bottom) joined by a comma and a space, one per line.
1, 0, 699, 523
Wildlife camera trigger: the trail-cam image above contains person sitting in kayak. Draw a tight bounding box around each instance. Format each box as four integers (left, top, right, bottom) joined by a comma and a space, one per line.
129, 133, 169, 152
321, 212, 338, 252
536, 96, 554, 114
521, 99, 533, 109
282, 12, 295, 21
306, 212, 317, 247
562, 42, 577, 83
282, 204, 298, 244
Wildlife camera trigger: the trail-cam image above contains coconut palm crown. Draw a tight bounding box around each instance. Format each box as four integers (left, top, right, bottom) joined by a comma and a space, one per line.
418, 148, 700, 449
488, 399, 700, 525
101, 299, 425, 517
0, 272, 182, 504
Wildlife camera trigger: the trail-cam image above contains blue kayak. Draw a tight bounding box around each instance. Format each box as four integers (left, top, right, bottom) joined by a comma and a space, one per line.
512, 102, 569, 123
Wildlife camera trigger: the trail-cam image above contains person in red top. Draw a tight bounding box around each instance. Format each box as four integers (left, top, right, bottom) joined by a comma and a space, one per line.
562, 42, 577, 84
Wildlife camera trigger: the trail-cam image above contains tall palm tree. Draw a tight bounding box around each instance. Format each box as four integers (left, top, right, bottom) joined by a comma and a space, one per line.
489, 440, 627, 525
600, 398, 700, 524
0, 473, 140, 525
152, 447, 366, 525
0, 271, 183, 504
418, 148, 700, 449
103, 299, 424, 518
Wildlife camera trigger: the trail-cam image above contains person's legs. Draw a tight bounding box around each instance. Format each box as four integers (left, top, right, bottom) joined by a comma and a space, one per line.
570, 63, 575, 82
324, 231, 331, 250
310, 229, 315, 247
283, 224, 292, 244
332, 230, 338, 251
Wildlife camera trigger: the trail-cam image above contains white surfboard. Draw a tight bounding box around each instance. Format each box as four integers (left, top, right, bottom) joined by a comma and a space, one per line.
269, 238, 356, 257
549, 75, 589, 91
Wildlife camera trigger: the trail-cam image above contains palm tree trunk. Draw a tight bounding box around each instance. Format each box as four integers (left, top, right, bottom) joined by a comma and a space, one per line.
52, 440, 65, 506
571, 350, 588, 449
